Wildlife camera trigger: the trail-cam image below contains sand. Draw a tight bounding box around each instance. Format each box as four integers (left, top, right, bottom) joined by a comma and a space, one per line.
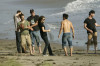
0, 39, 100, 66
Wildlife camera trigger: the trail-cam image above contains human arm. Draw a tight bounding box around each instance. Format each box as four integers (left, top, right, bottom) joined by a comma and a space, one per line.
26, 22, 33, 31
71, 23, 75, 39
31, 21, 38, 28
26, 21, 33, 31
58, 21, 63, 38
14, 15, 18, 31
95, 23, 100, 27
30, 15, 39, 28
84, 23, 93, 33
42, 27, 50, 32
27, 26, 33, 31
19, 21, 33, 31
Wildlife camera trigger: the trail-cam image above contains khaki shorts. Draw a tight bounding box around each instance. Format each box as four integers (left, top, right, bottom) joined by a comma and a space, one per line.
21, 34, 32, 47
88, 32, 97, 45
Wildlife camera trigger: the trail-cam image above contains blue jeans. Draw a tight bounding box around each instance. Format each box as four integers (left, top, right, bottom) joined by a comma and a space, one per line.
30, 31, 41, 47
41, 35, 53, 55
62, 33, 73, 49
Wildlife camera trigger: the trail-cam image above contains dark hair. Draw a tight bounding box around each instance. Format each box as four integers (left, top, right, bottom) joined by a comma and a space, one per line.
30, 9, 34, 13
19, 14, 24, 18
89, 10, 95, 15
17, 10, 21, 13
63, 13, 68, 19
38, 16, 45, 23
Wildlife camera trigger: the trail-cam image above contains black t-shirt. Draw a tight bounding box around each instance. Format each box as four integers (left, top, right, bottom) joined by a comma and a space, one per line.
84, 18, 97, 33
38, 23, 47, 36
27, 15, 39, 31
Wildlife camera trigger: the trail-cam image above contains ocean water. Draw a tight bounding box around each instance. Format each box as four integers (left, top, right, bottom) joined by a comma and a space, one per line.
1, 0, 100, 50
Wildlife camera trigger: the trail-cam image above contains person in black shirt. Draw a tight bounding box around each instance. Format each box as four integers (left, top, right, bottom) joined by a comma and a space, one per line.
38, 16, 54, 56
27, 9, 42, 54
84, 10, 100, 53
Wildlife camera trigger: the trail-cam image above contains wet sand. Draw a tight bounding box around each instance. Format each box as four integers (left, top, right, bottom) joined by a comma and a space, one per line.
0, 39, 100, 66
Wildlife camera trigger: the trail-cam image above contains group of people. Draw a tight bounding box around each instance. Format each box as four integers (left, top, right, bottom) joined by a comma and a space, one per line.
13, 9, 100, 56
14, 9, 54, 56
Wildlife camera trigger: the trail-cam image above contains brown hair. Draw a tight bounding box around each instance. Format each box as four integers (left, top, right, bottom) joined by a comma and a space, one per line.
38, 16, 45, 23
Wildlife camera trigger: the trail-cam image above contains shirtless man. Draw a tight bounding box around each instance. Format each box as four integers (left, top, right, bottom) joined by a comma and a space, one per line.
58, 14, 75, 56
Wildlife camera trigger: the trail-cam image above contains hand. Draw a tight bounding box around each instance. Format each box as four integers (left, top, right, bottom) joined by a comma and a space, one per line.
27, 26, 34, 31
72, 34, 75, 39
48, 29, 51, 32
30, 26, 32, 28
89, 30, 93, 33
30, 28, 34, 31
58, 35, 60, 38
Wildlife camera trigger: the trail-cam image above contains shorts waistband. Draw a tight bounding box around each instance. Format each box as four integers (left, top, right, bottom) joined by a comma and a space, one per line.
63, 32, 71, 34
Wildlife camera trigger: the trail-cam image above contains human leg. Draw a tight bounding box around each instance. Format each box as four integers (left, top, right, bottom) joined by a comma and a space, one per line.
93, 32, 97, 53
62, 33, 68, 56
15, 31, 21, 53
26, 35, 33, 55
67, 34, 73, 56
87, 33, 93, 53
33, 31, 42, 53
42, 36, 49, 55
21, 35, 26, 53
30, 31, 35, 53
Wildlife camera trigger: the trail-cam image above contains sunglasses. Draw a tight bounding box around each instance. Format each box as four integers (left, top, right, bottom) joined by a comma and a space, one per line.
42, 18, 45, 20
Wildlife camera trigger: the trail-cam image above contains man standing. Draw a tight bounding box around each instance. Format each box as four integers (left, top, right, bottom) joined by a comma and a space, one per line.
27, 9, 42, 54
14, 10, 23, 53
84, 10, 100, 54
17, 14, 33, 55
58, 14, 75, 56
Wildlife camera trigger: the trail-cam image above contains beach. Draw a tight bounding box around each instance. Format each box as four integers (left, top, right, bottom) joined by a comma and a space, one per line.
0, 39, 100, 66
1, 0, 100, 49
1, 0, 100, 66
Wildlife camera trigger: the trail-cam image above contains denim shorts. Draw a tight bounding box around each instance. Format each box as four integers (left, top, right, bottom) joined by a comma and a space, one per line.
30, 31, 41, 47
62, 33, 73, 48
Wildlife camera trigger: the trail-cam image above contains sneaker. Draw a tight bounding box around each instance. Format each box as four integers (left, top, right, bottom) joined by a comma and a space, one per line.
43, 55, 48, 56
49, 54, 55, 56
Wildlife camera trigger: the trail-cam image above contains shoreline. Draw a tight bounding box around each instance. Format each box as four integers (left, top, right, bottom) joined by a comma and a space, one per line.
10, 0, 76, 8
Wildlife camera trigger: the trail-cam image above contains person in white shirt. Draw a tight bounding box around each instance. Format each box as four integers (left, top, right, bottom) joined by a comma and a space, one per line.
13, 10, 24, 53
